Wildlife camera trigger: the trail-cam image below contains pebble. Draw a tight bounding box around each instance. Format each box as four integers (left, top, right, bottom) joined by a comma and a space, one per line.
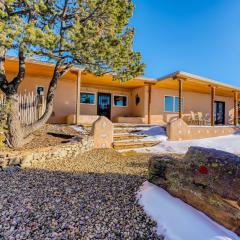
0, 149, 163, 239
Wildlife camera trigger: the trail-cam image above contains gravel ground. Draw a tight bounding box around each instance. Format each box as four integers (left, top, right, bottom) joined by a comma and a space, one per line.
0, 149, 163, 239
2, 124, 83, 152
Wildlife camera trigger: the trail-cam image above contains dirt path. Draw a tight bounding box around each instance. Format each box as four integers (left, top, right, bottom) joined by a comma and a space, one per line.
0, 149, 162, 239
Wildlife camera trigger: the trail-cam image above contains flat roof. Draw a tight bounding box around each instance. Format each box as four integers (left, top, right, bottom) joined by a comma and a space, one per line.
5, 57, 240, 92
158, 71, 240, 91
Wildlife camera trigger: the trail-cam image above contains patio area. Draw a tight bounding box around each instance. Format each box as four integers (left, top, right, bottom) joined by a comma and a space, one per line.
119, 125, 240, 155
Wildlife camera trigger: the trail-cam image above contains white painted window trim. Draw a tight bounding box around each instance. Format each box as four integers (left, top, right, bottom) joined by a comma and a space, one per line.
80, 91, 96, 105
113, 94, 128, 107
164, 95, 184, 113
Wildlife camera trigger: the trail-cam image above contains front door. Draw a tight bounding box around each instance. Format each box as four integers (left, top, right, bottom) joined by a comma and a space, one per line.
214, 101, 225, 125
97, 93, 111, 119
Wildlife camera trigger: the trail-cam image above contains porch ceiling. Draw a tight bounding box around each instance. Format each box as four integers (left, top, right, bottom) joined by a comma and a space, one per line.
156, 71, 240, 98
80, 72, 156, 89
6, 57, 156, 88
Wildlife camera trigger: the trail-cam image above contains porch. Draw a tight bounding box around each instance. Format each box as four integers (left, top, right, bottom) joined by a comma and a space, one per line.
66, 70, 155, 125
156, 71, 240, 127
68, 70, 240, 128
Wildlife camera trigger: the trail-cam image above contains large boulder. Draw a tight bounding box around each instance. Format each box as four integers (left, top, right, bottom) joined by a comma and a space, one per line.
149, 147, 240, 235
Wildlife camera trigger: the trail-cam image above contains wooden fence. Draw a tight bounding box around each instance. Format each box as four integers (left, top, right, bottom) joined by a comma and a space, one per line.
0, 92, 46, 125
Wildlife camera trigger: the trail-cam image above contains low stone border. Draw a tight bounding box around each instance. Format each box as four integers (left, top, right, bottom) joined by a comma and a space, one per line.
0, 136, 93, 169
167, 118, 239, 141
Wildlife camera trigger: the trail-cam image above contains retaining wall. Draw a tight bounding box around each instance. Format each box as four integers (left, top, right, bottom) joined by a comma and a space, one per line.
167, 119, 239, 141
0, 136, 93, 169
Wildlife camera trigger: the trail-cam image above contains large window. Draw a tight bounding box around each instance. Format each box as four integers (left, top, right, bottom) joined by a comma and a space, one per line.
114, 95, 128, 107
80, 92, 95, 104
164, 96, 183, 112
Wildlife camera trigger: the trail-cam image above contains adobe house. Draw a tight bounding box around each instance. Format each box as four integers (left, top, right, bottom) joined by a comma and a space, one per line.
3, 58, 240, 132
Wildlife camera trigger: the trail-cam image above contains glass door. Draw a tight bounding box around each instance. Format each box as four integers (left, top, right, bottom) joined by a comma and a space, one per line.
97, 93, 111, 119
214, 101, 225, 125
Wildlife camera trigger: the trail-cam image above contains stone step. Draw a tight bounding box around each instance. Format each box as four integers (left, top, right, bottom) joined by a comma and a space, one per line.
82, 124, 93, 129
113, 140, 160, 150
113, 134, 146, 141
114, 128, 143, 134
113, 124, 156, 128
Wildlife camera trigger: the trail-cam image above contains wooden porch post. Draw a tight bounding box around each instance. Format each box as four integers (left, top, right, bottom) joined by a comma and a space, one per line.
210, 86, 216, 127
234, 91, 238, 126
178, 79, 183, 119
144, 82, 154, 124
147, 83, 152, 124
76, 70, 81, 125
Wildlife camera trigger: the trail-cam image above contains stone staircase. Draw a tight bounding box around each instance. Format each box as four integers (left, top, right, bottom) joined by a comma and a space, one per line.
112, 124, 161, 150
82, 123, 162, 150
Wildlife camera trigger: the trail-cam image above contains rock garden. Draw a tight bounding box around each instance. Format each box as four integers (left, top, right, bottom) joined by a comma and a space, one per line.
0, 148, 162, 239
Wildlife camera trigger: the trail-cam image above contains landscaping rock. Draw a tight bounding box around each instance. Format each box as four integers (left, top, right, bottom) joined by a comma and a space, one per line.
0, 149, 161, 239
184, 147, 240, 200
149, 147, 240, 235
0, 136, 94, 169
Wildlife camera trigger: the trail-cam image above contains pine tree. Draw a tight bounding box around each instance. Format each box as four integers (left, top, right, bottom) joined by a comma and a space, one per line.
0, 0, 144, 148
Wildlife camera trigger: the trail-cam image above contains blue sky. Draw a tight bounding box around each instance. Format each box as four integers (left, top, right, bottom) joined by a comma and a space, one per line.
130, 0, 240, 86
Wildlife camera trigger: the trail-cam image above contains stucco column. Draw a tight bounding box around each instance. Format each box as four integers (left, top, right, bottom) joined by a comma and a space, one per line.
234, 91, 239, 126
210, 86, 216, 127
178, 79, 183, 119
76, 70, 81, 125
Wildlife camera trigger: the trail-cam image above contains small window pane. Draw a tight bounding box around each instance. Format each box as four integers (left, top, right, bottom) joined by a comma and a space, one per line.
164, 96, 174, 112
80, 93, 95, 104
114, 96, 127, 107
175, 97, 179, 112
175, 97, 184, 112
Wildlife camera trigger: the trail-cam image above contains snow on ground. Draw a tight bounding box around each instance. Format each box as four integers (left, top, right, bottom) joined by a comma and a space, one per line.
134, 126, 240, 155
137, 134, 240, 155
136, 126, 168, 142
71, 125, 86, 133
137, 181, 239, 240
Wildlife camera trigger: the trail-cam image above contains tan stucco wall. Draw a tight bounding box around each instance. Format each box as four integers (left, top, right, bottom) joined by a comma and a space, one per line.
130, 86, 147, 119
80, 84, 132, 120
4, 71, 235, 125
167, 119, 239, 141
5, 71, 77, 123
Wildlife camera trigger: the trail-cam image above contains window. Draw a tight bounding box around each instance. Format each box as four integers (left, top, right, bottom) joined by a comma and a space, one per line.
36, 86, 44, 95
114, 95, 127, 107
164, 96, 183, 112
80, 92, 95, 104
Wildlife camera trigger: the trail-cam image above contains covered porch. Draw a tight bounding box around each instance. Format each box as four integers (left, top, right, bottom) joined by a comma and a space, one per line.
157, 71, 240, 127
68, 69, 155, 125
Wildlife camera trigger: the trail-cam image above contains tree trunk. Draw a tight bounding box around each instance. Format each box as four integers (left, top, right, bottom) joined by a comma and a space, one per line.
23, 101, 54, 137
6, 94, 25, 148
2, 59, 66, 148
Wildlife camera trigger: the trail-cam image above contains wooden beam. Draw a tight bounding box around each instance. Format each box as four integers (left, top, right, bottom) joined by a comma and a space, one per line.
210, 86, 216, 126
147, 84, 152, 124
178, 79, 183, 119
76, 70, 81, 125
234, 91, 238, 126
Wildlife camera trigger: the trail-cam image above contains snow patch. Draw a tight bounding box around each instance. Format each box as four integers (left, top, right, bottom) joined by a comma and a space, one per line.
71, 125, 85, 133
134, 134, 240, 155
136, 126, 168, 141
137, 181, 239, 240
